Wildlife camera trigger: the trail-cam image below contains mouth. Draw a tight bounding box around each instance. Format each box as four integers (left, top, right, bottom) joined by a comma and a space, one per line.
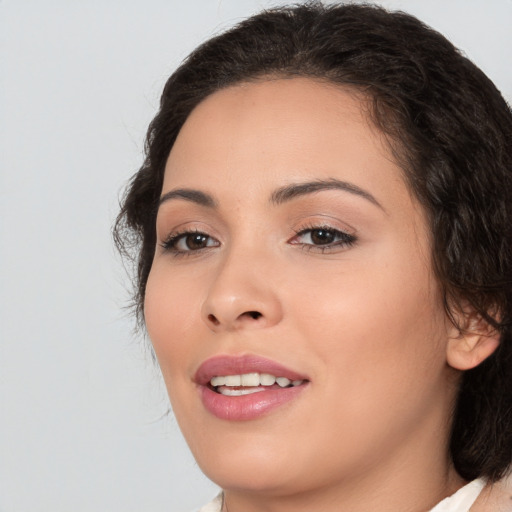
195, 355, 310, 421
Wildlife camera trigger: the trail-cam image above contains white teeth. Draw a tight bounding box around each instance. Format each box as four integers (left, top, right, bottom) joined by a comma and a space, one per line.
209, 372, 305, 389
276, 377, 291, 387
210, 376, 226, 387
224, 375, 241, 386
240, 372, 260, 386
260, 373, 276, 386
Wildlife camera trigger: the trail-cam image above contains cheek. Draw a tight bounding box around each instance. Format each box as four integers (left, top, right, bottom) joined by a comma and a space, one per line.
281, 262, 451, 462
291, 248, 449, 397
144, 265, 203, 377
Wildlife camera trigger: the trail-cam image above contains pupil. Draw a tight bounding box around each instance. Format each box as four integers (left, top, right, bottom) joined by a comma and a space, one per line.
311, 229, 334, 245
186, 233, 207, 249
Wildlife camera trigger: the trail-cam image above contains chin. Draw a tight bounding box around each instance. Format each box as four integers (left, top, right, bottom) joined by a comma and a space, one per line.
201, 457, 303, 496
185, 427, 306, 494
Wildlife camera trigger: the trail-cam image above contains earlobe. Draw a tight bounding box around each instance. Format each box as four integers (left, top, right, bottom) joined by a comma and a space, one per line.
446, 313, 501, 371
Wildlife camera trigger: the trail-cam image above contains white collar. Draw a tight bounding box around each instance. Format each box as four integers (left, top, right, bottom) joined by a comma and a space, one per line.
429, 479, 486, 512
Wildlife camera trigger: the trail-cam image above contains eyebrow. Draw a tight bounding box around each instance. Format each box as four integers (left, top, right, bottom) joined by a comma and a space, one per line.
158, 178, 384, 212
158, 188, 217, 209
270, 178, 384, 210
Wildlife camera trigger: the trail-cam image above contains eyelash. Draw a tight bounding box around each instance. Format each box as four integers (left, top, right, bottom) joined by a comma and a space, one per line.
290, 224, 357, 253
160, 229, 220, 257
160, 225, 356, 257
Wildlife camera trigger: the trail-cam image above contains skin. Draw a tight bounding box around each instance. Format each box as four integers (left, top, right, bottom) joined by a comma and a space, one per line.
144, 78, 497, 512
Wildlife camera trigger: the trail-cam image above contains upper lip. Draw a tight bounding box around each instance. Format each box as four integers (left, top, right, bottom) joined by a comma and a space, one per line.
194, 354, 309, 385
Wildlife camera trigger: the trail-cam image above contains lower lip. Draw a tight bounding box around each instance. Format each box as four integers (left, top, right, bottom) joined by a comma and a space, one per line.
199, 384, 307, 421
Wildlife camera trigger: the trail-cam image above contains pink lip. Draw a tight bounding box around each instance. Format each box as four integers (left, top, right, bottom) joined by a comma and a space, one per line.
195, 354, 308, 384
195, 355, 309, 421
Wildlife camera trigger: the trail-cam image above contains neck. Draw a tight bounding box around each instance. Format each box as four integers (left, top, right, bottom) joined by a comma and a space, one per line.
223, 468, 465, 512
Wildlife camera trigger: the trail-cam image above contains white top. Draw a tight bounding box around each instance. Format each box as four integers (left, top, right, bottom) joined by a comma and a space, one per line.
198, 493, 222, 512
197, 479, 487, 512
428, 479, 486, 512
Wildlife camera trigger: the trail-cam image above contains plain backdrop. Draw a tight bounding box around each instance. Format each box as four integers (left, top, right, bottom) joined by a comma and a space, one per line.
1, 1, 511, 511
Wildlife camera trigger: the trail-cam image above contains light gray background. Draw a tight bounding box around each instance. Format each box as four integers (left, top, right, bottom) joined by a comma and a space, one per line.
1, 1, 511, 511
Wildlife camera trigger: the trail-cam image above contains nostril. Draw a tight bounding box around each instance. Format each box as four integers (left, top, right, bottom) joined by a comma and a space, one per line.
207, 314, 220, 326
205, 310, 264, 328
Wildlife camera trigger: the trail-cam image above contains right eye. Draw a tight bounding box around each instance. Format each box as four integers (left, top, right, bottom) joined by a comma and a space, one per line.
161, 230, 220, 254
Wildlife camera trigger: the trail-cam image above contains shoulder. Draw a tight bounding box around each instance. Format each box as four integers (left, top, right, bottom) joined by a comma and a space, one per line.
472, 476, 512, 512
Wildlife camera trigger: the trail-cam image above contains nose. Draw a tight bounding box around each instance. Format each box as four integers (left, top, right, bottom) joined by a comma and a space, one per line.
201, 249, 283, 332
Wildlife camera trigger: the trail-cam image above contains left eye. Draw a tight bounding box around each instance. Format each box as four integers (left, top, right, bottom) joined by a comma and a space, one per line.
291, 227, 356, 248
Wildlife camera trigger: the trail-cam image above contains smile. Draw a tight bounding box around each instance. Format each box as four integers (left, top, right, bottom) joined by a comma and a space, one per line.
195, 356, 309, 420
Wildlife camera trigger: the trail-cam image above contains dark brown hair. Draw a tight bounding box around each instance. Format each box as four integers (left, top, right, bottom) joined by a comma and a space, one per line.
114, 2, 512, 481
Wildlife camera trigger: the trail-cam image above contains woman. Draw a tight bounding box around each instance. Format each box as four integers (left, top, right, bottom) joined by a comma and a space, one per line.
115, 3, 512, 511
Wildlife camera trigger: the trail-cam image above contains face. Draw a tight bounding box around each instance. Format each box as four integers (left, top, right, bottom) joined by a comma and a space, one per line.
145, 78, 459, 498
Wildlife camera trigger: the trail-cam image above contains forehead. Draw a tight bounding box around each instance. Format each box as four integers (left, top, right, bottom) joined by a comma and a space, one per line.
163, 78, 414, 218
170, 78, 378, 161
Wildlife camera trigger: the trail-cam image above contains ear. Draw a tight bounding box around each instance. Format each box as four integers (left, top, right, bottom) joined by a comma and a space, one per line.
446, 311, 500, 371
